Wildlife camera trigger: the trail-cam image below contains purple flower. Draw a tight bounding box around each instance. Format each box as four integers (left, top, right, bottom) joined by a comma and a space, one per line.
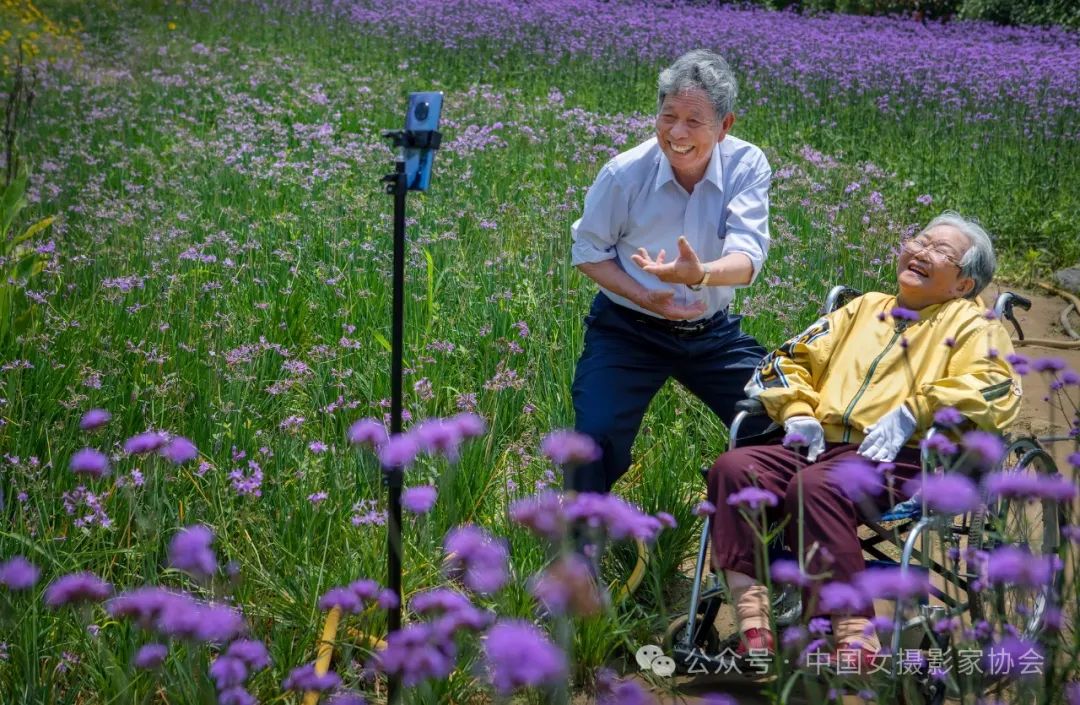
377, 588, 399, 610
308, 440, 328, 454
540, 429, 600, 466
693, 500, 716, 516
770, 559, 808, 586
782, 431, 807, 448
702, 696, 738, 705
218, 688, 256, 705
443, 525, 509, 594
347, 418, 388, 447
225, 639, 270, 671
854, 567, 930, 601
985, 546, 1056, 588
921, 433, 958, 456
1031, 356, 1066, 373
79, 408, 111, 431
597, 668, 653, 705
904, 474, 980, 515
1070, 452, 1080, 470
819, 581, 869, 613
70, 448, 110, 478
1006, 353, 1030, 376
916, 194, 933, 206
372, 622, 457, 686
168, 525, 217, 580
282, 663, 341, 692
890, 306, 919, 322
984, 472, 1078, 502
402, 485, 438, 514
529, 554, 604, 617
319, 587, 364, 613
483, 620, 567, 695
377, 433, 420, 470
509, 491, 566, 541
982, 636, 1044, 679
44, 572, 112, 608
962, 431, 1006, 467
209, 655, 248, 690
449, 412, 486, 438
160, 436, 198, 464
726, 487, 779, 512
124, 431, 167, 455
133, 643, 168, 669
828, 457, 882, 500
656, 511, 677, 528
0, 556, 41, 591
933, 407, 964, 426
1063, 525, 1080, 544
563, 493, 664, 542
413, 419, 464, 460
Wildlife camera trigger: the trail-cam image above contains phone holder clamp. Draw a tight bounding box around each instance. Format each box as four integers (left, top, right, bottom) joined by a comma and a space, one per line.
381, 129, 443, 150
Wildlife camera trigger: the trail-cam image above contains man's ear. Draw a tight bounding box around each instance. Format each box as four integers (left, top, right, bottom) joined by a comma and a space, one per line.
717, 112, 735, 142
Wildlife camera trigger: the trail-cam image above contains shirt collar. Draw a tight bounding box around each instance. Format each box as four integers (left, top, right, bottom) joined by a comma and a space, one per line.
654, 141, 724, 193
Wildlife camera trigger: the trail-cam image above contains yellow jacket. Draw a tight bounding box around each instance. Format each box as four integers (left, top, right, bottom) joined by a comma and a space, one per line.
746, 292, 1022, 445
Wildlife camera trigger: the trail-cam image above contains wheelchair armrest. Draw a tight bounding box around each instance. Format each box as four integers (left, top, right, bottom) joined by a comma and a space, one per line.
734, 398, 767, 415
993, 291, 1032, 341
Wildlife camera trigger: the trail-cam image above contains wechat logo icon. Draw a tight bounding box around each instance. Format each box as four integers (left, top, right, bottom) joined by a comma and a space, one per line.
635, 644, 676, 677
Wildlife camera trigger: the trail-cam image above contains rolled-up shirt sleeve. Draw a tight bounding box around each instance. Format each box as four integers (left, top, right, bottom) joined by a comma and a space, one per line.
720, 156, 771, 287
571, 164, 627, 266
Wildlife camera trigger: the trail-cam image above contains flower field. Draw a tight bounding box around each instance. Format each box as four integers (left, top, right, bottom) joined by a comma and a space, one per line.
0, 0, 1078, 703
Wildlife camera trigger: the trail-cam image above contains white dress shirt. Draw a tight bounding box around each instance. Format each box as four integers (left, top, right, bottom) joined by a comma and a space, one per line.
571, 135, 771, 320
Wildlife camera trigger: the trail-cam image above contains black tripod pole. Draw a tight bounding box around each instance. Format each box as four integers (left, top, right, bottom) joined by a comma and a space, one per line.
385, 156, 406, 705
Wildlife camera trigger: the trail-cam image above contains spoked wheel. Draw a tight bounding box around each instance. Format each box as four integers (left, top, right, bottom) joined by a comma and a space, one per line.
965, 438, 1063, 698
663, 611, 724, 674
968, 439, 1062, 638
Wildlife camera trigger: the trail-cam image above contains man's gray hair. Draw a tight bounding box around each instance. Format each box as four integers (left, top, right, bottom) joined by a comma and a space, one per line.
657, 50, 738, 121
917, 210, 996, 299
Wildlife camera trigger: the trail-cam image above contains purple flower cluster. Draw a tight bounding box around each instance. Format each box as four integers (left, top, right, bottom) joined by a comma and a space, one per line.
540, 429, 600, 466
317, 577, 394, 614
727, 486, 779, 513
984, 471, 1078, 502
351, 412, 486, 470
108, 586, 247, 643
529, 554, 604, 617
70, 448, 110, 478
44, 572, 112, 608
482, 620, 567, 695
828, 457, 883, 501
167, 525, 218, 580
282, 662, 341, 692
402, 485, 438, 514
904, 473, 981, 514
443, 525, 509, 594
985, 546, 1058, 589
0, 556, 41, 591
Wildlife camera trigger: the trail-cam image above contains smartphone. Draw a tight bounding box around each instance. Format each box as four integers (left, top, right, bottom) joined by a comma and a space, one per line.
403, 91, 443, 192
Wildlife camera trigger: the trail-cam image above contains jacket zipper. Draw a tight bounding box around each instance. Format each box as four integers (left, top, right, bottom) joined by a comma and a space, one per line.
840, 322, 907, 442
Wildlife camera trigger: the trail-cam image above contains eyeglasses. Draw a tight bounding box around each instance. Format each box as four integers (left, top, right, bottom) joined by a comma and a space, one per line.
901, 239, 962, 267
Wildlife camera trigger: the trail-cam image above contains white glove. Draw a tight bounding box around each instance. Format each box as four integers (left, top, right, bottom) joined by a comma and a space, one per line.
858, 405, 918, 462
783, 415, 826, 462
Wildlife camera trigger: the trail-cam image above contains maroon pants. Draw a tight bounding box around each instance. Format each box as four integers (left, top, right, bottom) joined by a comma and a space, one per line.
707, 440, 923, 617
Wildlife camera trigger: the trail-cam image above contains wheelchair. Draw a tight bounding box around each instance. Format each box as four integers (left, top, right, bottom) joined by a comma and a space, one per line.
663, 287, 1068, 704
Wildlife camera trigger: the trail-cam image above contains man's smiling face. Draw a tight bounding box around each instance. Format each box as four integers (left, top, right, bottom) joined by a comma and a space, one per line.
655, 88, 731, 189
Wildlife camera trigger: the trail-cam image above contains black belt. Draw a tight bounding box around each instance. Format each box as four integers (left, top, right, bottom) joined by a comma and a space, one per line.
615, 304, 727, 337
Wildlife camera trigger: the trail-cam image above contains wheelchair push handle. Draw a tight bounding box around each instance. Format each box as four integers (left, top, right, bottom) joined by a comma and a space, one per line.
993, 292, 1031, 341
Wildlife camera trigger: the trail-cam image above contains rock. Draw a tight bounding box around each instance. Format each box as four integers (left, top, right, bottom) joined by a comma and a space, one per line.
1052, 265, 1080, 294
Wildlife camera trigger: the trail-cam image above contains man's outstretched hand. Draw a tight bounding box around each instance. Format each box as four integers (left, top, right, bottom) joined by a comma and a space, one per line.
631, 236, 706, 286
636, 289, 707, 320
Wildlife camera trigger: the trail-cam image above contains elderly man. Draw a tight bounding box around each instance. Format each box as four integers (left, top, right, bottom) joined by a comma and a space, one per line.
569, 49, 771, 494
706, 211, 1022, 660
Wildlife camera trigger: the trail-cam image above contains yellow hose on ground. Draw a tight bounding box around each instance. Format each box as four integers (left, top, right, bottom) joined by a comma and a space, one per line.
612, 538, 648, 603
303, 606, 341, 705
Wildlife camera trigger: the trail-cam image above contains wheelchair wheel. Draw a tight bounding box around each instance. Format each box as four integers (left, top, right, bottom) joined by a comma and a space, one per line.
967, 438, 1062, 641
663, 612, 722, 654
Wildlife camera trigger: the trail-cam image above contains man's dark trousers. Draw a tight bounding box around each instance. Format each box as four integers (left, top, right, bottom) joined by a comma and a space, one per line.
568, 292, 769, 494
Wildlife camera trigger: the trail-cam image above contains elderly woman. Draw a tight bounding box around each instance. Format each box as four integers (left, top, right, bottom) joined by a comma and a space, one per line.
707, 211, 1022, 659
